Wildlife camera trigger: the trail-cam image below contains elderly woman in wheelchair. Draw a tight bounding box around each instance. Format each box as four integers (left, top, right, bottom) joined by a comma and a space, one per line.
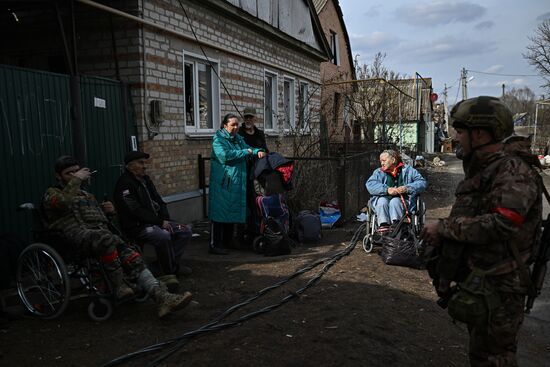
363, 150, 427, 252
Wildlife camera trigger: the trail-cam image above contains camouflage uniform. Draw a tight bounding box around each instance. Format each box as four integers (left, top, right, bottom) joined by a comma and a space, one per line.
434, 97, 543, 366
438, 150, 542, 366
43, 176, 145, 279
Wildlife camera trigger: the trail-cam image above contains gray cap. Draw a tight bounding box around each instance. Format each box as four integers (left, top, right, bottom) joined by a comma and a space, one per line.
243, 107, 256, 117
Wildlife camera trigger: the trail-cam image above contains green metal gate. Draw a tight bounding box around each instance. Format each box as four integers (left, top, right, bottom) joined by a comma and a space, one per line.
0, 64, 137, 241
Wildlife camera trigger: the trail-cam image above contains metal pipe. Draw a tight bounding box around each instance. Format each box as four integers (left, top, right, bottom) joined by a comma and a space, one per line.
324, 77, 415, 100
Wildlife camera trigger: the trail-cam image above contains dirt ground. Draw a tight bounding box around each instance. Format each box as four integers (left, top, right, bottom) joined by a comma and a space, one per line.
1, 154, 549, 367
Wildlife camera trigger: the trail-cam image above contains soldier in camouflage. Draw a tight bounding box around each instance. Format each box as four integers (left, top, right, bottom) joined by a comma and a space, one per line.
421, 96, 542, 366
43, 156, 193, 318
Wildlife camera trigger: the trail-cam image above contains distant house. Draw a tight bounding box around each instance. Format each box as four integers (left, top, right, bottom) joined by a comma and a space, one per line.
313, 0, 356, 151
351, 76, 435, 153
0, 0, 331, 226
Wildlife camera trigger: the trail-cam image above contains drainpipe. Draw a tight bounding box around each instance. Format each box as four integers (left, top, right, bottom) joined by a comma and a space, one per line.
56, 0, 86, 163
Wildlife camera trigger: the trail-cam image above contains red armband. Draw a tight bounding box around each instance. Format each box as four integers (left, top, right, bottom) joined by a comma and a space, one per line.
100, 250, 119, 264
493, 207, 524, 227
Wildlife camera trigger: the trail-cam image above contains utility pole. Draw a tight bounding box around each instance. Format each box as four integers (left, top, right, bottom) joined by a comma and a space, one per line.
461, 68, 468, 100
443, 83, 449, 133
502, 83, 506, 97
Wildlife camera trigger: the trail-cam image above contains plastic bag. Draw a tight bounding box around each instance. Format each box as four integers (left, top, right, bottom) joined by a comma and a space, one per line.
319, 200, 341, 228
379, 235, 425, 269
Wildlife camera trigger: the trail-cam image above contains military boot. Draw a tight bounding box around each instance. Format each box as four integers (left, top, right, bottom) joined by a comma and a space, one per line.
137, 268, 193, 318
151, 287, 193, 319
108, 267, 135, 300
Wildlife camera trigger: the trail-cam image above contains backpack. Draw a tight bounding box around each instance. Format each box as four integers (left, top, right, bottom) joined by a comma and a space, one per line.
295, 210, 322, 243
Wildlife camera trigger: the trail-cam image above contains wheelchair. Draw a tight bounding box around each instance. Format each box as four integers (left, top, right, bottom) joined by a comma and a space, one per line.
362, 196, 426, 253
15, 203, 146, 321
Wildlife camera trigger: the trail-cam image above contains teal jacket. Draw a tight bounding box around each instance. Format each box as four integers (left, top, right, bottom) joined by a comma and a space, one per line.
208, 128, 262, 223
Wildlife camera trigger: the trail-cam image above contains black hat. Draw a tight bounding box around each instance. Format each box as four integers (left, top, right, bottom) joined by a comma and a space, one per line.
124, 151, 150, 165
54, 155, 79, 174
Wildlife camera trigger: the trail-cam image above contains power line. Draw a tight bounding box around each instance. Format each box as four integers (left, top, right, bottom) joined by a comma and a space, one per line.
467, 69, 540, 77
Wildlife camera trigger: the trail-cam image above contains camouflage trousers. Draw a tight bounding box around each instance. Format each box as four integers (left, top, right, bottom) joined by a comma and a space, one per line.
468, 292, 525, 367
64, 226, 145, 279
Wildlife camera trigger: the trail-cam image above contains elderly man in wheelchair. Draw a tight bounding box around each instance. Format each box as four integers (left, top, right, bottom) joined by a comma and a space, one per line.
34, 155, 193, 319
363, 150, 427, 251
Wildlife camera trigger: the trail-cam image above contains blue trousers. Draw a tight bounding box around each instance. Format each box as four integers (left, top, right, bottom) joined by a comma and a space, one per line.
135, 221, 191, 275
372, 197, 405, 226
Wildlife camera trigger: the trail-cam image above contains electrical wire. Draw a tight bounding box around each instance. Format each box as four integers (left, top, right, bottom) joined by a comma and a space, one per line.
453, 75, 461, 105
100, 222, 367, 367
176, 0, 244, 118
467, 69, 540, 77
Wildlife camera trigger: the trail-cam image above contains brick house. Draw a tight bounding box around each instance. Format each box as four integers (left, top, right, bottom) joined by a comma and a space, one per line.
313, 0, 356, 150
0, 0, 332, 223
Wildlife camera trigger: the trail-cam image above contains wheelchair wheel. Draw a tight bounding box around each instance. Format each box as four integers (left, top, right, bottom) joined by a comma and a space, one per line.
16, 243, 70, 319
362, 234, 374, 253
88, 297, 113, 322
252, 236, 266, 254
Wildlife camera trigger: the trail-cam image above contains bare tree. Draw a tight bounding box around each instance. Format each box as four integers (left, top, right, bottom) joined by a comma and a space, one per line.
502, 86, 536, 118
524, 19, 550, 94
349, 53, 412, 146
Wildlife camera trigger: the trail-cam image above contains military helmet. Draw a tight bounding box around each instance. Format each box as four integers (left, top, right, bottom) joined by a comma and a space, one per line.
450, 96, 513, 141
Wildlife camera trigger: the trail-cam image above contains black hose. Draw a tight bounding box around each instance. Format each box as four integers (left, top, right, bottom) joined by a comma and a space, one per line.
101, 222, 366, 367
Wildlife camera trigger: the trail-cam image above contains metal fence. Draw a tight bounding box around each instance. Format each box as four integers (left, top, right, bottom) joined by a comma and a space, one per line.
197, 149, 382, 222
0, 64, 136, 241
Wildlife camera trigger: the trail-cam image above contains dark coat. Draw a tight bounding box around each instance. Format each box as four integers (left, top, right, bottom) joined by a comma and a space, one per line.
113, 170, 169, 237
238, 124, 268, 152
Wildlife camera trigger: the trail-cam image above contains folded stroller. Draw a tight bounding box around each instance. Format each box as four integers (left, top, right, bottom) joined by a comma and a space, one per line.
251, 153, 295, 256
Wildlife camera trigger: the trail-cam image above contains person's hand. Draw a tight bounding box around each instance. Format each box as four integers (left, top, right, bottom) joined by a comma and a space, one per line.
73, 167, 91, 181
101, 201, 116, 214
420, 221, 441, 247
396, 186, 408, 194
387, 187, 398, 196
258, 151, 266, 158
161, 220, 172, 233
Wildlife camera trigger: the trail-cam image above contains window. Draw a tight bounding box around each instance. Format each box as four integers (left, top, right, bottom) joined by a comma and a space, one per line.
299, 82, 310, 129
343, 96, 351, 128
330, 31, 339, 66
283, 77, 295, 130
264, 71, 278, 131
184, 52, 220, 134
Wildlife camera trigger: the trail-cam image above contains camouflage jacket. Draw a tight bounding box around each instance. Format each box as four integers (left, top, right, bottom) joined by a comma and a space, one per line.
43, 177, 109, 232
437, 148, 542, 293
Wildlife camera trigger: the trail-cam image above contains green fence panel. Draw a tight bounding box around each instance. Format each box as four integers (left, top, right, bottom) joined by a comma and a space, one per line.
0, 65, 73, 241
0, 65, 137, 242
80, 75, 135, 202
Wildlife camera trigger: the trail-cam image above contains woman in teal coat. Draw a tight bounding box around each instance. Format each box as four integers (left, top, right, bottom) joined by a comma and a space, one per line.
208, 113, 266, 254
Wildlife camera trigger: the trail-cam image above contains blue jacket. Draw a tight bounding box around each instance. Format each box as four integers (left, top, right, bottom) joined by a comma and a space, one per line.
365, 165, 427, 211
208, 129, 262, 223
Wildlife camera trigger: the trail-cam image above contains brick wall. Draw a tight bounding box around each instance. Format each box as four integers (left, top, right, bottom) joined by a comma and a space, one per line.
122, 0, 323, 195
317, 0, 355, 144
0, 0, 324, 200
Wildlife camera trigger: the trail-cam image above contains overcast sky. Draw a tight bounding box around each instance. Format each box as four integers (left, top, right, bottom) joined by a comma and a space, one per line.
338, 0, 550, 104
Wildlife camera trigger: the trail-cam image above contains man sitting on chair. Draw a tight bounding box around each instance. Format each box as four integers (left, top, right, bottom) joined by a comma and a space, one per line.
366, 150, 427, 232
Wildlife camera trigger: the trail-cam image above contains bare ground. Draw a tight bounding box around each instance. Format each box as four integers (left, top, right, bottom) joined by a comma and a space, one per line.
1, 154, 549, 367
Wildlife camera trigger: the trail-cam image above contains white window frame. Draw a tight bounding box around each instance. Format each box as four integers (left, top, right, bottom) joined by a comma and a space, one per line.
183, 51, 220, 136
330, 31, 340, 66
264, 69, 278, 133
282, 76, 295, 131
299, 81, 310, 131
